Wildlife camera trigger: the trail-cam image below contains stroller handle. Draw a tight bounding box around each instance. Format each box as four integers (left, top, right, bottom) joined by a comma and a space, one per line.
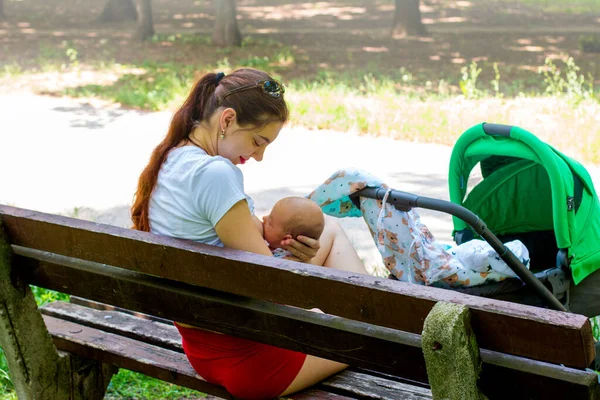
352, 187, 568, 312
482, 122, 512, 137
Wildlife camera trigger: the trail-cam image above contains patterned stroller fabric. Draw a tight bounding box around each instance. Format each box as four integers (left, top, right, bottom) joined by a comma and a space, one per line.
307, 168, 530, 288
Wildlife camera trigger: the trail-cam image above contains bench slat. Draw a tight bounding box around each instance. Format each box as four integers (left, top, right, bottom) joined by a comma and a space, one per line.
32, 265, 429, 382
319, 370, 432, 399
288, 391, 355, 399
43, 312, 424, 400
66, 297, 436, 391
70, 296, 173, 325
41, 315, 236, 399
76, 291, 584, 392
44, 314, 360, 400
2, 205, 593, 368
40, 300, 599, 399
42, 300, 182, 352
43, 301, 431, 396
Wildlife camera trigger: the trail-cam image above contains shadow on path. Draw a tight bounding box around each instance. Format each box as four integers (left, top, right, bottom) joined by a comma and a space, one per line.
51, 104, 133, 130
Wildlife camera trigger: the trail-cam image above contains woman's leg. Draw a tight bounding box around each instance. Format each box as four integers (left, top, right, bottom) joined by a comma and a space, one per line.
311, 216, 369, 274
281, 218, 368, 396
279, 355, 347, 396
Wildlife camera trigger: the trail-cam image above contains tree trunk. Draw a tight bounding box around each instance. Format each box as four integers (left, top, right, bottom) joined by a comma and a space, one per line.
392, 0, 428, 39
134, 0, 154, 41
98, 0, 137, 22
212, 0, 242, 47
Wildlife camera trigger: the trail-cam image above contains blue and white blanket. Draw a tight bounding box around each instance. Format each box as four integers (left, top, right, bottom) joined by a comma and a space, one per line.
307, 169, 530, 288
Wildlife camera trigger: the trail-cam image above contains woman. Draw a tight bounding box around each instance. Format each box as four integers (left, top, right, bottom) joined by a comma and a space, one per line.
131, 68, 368, 399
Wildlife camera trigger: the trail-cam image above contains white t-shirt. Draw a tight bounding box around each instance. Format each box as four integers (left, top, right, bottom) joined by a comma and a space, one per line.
148, 145, 254, 247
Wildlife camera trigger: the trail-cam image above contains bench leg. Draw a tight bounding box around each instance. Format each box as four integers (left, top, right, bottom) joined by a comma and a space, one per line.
65, 353, 118, 400
422, 301, 487, 400
0, 222, 116, 399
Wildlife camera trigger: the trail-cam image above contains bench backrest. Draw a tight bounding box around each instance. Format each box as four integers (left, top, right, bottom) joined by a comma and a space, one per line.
0, 204, 597, 398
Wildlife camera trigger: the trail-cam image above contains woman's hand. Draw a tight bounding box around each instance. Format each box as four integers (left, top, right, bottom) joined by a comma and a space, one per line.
281, 235, 320, 263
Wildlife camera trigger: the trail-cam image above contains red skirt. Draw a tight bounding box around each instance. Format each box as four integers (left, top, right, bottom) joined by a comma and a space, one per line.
175, 323, 307, 399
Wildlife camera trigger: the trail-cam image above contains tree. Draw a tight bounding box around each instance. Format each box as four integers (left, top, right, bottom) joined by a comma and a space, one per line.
392, 0, 428, 39
134, 0, 154, 41
212, 0, 242, 47
98, 0, 137, 22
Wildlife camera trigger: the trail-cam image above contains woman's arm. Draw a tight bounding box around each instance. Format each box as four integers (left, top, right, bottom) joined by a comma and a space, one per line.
252, 215, 264, 237
215, 199, 272, 256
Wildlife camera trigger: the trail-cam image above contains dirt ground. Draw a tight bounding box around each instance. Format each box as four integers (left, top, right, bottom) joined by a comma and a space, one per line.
1, 0, 599, 87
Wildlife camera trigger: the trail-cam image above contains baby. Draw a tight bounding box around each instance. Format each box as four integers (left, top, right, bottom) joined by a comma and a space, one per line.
262, 197, 325, 258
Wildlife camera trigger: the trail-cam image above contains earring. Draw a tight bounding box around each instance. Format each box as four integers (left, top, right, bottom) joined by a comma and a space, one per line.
219, 130, 225, 140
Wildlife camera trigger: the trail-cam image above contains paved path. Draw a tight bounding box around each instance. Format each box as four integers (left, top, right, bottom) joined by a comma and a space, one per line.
1, 93, 598, 270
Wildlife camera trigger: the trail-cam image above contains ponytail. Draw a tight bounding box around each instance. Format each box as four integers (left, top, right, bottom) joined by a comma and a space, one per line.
131, 73, 219, 231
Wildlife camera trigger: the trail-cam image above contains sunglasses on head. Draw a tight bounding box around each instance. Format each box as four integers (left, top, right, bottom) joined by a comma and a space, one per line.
219, 80, 285, 104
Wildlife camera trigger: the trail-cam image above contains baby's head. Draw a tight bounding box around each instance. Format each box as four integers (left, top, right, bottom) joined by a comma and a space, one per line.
262, 197, 325, 249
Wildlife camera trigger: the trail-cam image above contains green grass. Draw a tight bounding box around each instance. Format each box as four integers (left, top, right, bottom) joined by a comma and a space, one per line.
1, 63, 22, 78
2, 47, 599, 163
47, 56, 596, 163
510, 0, 600, 13
28, 285, 70, 306
54, 54, 598, 109
106, 369, 204, 399
63, 62, 194, 111
0, 348, 16, 399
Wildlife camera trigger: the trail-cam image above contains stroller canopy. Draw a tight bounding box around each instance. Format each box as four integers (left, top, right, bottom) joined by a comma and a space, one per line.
449, 123, 600, 285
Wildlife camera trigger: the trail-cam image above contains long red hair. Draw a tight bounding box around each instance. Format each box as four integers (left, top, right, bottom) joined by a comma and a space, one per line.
131, 68, 289, 232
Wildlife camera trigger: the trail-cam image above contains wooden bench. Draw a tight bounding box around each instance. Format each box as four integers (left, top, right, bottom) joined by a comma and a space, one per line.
0, 204, 599, 400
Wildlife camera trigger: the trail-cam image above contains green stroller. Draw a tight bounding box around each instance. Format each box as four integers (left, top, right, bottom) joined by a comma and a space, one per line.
353, 123, 600, 315
448, 123, 600, 315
